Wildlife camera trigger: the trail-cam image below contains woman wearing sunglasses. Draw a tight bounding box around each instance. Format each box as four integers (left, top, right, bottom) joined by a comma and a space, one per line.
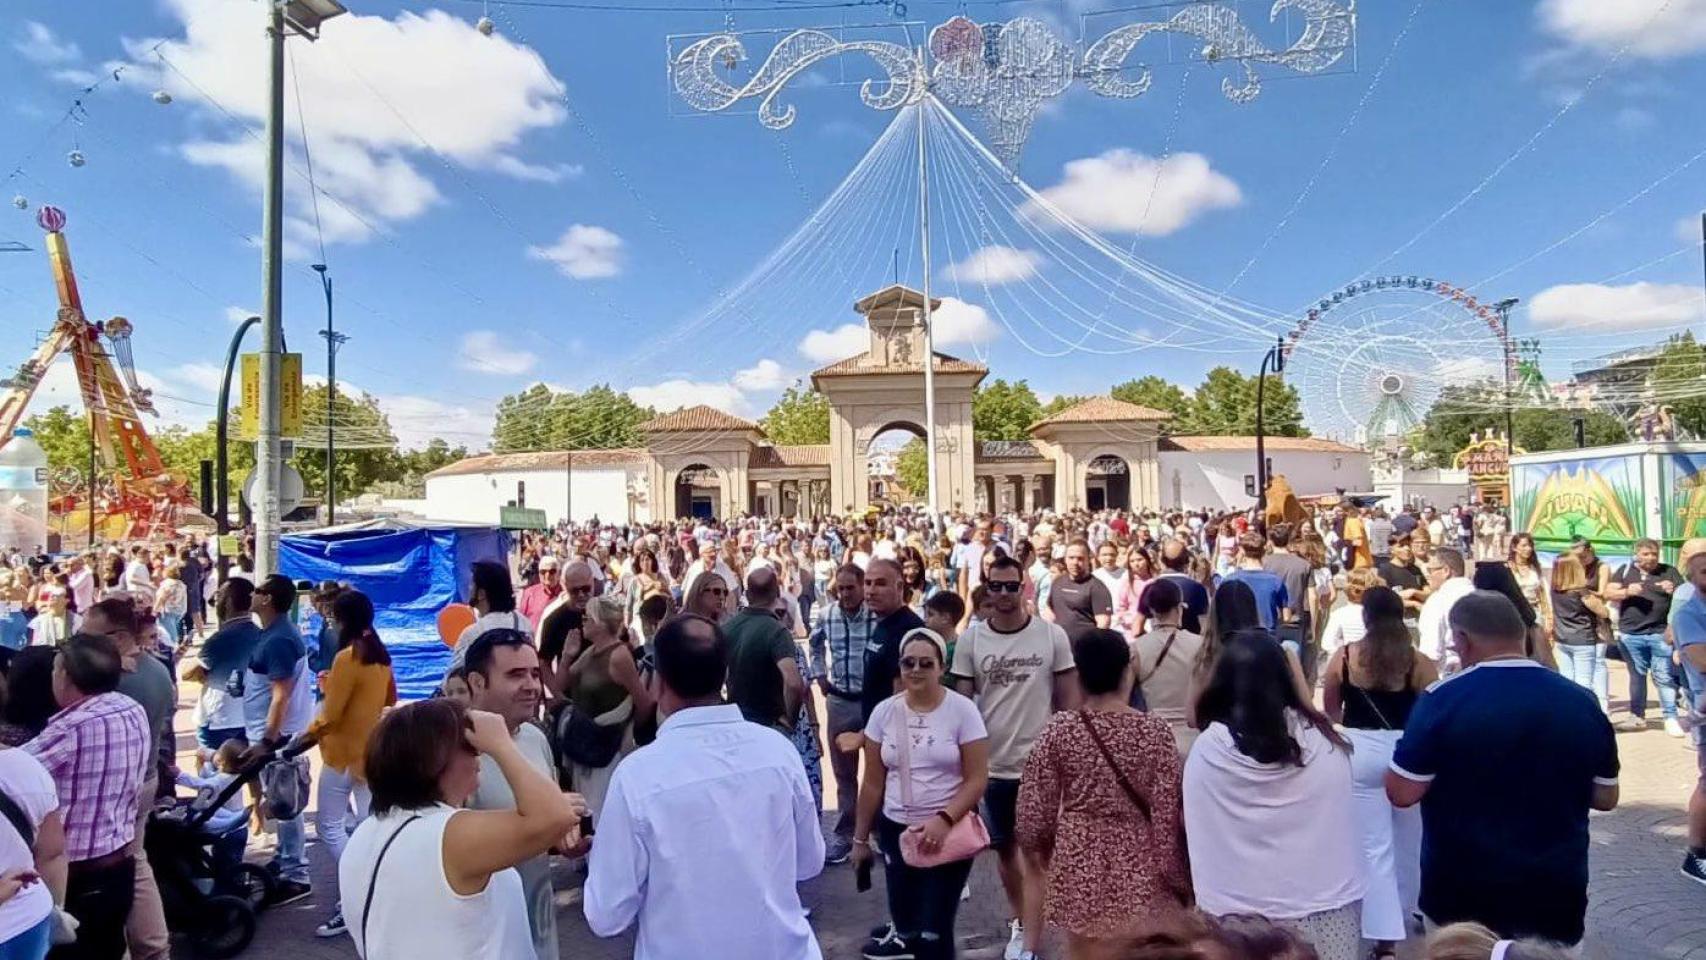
851, 628, 990, 960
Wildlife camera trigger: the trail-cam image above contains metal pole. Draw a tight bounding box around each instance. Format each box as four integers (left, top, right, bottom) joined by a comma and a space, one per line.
915, 78, 940, 524
314, 264, 343, 526
255, 1, 286, 579
217, 317, 260, 583
1256, 348, 1270, 515
86, 410, 95, 548
1499, 303, 1514, 458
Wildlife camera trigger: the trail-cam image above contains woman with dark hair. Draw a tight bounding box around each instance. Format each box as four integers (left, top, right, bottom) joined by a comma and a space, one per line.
1322, 587, 1437, 958
451, 561, 531, 671
1185, 632, 1362, 960
301, 589, 397, 938
1130, 578, 1204, 755
1017, 629, 1189, 958
1506, 533, 1552, 640
339, 701, 581, 960
0, 647, 60, 746
1190, 580, 1310, 728
1473, 562, 1550, 666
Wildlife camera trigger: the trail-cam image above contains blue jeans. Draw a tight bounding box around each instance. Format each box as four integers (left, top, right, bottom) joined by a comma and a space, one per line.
1619, 632, 1677, 719
0, 913, 52, 960
273, 813, 309, 883
1556, 644, 1607, 705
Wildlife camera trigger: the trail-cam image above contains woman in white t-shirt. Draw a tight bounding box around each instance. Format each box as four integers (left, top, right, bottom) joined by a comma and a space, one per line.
851, 628, 989, 960
1185, 633, 1362, 960
1320, 567, 1382, 657
339, 701, 582, 960
0, 745, 65, 960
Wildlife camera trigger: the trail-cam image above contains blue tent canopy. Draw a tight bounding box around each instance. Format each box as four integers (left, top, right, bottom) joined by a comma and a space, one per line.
279, 519, 511, 700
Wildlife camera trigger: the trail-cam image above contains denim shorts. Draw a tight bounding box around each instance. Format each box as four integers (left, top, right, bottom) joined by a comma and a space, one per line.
982, 777, 1021, 851
196, 725, 248, 752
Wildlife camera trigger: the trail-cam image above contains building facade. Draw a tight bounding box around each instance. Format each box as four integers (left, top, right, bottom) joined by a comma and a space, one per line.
423, 285, 1368, 524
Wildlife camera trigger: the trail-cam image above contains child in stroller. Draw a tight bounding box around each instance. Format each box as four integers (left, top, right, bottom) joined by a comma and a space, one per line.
174, 740, 250, 877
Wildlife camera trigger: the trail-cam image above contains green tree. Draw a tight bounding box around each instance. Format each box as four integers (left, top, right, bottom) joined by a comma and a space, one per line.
760, 385, 831, 445
1652, 332, 1706, 438
972, 378, 1044, 440
492, 384, 653, 452
1039, 394, 1088, 419
1412, 384, 1626, 466
895, 438, 929, 498
291, 384, 399, 505
21, 406, 93, 476
1110, 375, 1190, 425
1176, 367, 1308, 437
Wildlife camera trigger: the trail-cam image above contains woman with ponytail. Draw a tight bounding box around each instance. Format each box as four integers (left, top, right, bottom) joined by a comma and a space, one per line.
301, 588, 396, 938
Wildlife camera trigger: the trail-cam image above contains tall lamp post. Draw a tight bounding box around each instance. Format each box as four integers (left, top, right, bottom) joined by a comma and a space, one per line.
217, 316, 261, 581
1493, 297, 1520, 458
312, 263, 346, 525
1254, 334, 1286, 516
256, 0, 345, 578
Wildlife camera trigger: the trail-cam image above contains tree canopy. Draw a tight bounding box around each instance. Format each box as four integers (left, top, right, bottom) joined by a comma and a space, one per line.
491, 384, 654, 453
895, 438, 928, 499
1652, 332, 1706, 439
972, 378, 1044, 440
1411, 383, 1627, 466
1110, 375, 1190, 422
760, 385, 831, 445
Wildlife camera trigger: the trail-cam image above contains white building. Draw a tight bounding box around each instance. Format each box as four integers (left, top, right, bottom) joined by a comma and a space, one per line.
1159, 436, 1371, 511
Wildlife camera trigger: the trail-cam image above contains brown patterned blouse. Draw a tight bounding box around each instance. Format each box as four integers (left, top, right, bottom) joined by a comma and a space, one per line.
1016, 709, 1191, 938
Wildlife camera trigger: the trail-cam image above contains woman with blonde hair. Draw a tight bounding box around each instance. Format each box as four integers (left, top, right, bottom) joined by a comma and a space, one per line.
1425, 922, 1573, 960
1550, 552, 1609, 711
562, 592, 652, 822
1321, 567, 1384, 657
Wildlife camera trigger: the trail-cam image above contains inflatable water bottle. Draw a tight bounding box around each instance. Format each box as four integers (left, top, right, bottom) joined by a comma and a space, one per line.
0, 428, 50, 554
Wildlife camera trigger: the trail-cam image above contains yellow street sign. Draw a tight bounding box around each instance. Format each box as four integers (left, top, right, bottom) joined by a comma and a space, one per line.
237, 352, 304, 441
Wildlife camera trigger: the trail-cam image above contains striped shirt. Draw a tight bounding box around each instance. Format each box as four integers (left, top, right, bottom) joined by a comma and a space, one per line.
808, 604, 875, 698
24, 692, 149, 861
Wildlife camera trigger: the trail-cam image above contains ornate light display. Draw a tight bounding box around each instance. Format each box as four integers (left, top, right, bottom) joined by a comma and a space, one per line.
669, 0, 1355, 169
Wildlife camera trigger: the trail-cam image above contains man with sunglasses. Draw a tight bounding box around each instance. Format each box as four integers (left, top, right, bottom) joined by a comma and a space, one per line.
518, 555, 564, 627
951, 555, 1076, 960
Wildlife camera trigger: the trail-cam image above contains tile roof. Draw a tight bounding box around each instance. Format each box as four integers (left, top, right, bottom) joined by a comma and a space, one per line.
639, 405, 761, 433
1159, 435, 1365, 454
854, 284, 939, 313
749, 444, 832, 469
977, 440, 1049, 461
812, 350, 988, 378
1029, 396, 1174, 429
425, 448, 647, 478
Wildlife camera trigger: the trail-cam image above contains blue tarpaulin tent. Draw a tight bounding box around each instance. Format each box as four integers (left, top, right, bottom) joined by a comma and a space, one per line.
279, 518, 511, 700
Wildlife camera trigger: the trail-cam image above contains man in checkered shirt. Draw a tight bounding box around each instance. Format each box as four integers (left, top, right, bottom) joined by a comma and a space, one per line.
24, 633, 149, 960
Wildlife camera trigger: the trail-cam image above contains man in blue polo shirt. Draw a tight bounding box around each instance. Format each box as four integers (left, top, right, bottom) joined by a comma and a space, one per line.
1671, 546, 1706, 885
241, 574, 316, 905
1386, 591, 1619, 945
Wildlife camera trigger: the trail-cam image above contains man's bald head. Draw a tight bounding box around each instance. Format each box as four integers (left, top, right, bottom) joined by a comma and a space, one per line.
561, 561, 596, 611
1448, 590, 1528, 666
1160, 538, 1190, 572
745, 565, 780, 606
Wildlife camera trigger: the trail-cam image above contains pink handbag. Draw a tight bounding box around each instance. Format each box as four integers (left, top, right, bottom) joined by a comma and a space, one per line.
891, 703, 989, 867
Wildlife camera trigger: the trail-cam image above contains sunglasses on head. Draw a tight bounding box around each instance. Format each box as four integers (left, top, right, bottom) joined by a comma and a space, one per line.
986, 580, 1022, 593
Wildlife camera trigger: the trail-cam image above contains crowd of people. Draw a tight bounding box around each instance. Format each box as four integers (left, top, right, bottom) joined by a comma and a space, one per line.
0, 494, 1696, 960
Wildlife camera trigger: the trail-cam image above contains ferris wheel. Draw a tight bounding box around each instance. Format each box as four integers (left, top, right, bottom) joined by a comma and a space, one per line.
1282, 276, 1514, 444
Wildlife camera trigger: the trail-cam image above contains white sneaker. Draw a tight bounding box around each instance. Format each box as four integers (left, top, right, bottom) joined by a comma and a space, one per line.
1004, 919, 1025, 960
1667, 718, 1687, 738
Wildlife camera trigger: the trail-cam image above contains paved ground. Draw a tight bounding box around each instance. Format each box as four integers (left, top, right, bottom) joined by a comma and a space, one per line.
167, 661, 1706, 960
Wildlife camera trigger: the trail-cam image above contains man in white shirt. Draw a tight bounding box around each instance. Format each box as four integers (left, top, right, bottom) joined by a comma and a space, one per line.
123, 546, 155, 608
585, 614, 825, 960
1418, 546, 1474, 672
67, 554, 96, 612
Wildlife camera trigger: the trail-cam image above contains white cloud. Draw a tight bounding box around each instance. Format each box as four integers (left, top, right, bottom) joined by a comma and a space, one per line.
167, 362, 225, 393
15, 22, 80, 65
1529, 281, 1706, 331
798, 323, 869, 364
1537, 0, 1706, 59
125, 1, 569, 249
224, 306, 255, 326
50, 68, 98, 88
1678, 216, 1703, 246
375, 392, 493, 449
457, 330, 538, 376
31, 359, 208, 433
1024, 149, 1242, 236
1614, 106, 1656, 130
733, 359, 790, 392
630, 379, 752, 417
932, 297, 999, 347
488, 156, 582, 183
946, 245, 1043, 286
526, 224, 623, 279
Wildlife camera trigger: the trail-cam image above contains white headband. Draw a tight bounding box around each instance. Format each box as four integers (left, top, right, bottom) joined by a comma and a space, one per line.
1490, 942, 1513, 960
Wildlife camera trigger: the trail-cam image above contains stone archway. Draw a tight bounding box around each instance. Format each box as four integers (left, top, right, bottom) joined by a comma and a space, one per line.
1085, 454, 1132, 511
673, 463, 722, 519
865, 420, 926, 508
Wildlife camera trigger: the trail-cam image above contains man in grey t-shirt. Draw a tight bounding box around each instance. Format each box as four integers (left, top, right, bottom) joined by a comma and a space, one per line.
466, 629, 566, 960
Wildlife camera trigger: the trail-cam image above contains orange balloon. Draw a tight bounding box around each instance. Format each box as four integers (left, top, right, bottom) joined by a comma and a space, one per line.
437, 604, 477, 648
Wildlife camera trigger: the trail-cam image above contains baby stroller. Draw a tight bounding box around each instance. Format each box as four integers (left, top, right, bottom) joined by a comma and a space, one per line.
145, 740, 307, 958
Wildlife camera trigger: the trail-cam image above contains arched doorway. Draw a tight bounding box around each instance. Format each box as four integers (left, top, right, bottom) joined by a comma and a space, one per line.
867, 422, 926, 509
674, 464, 721, 519
1086, 454, 1131, 511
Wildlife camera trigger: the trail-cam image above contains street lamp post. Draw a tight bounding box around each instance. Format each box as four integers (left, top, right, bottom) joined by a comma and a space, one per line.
1254, 335, 1286, 517
1494, 298, 1520, 458
312, 263, 346, 526
217, 316, 261, 582
257, 0, 346, 578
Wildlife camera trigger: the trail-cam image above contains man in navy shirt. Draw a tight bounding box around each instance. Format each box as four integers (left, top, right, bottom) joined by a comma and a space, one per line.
1387, 591, 1618, 944
1141, 539, 1209, 634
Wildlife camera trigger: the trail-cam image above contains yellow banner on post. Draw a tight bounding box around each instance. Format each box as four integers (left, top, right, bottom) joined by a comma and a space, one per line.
237, 352, 303, 441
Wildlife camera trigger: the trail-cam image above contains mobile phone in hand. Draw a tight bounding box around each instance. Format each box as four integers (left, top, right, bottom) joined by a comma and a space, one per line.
580, 814, 596, 839
855, 857, 873, 892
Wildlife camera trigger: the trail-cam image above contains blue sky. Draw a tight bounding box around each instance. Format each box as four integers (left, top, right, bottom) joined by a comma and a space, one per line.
1, 0, 1703, 450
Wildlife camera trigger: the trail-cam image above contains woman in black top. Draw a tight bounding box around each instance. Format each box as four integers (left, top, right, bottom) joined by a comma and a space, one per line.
1473, 562, 1552, 667
1550, 552, 1610, 712
1322, 587, 1439, 957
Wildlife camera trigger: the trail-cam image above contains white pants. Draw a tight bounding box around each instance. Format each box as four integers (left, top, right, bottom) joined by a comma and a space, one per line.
315, 763, 371, 865
1346, 728, 1421, 941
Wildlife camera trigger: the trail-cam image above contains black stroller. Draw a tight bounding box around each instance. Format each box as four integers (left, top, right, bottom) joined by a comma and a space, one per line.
145, 741, 308, 958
